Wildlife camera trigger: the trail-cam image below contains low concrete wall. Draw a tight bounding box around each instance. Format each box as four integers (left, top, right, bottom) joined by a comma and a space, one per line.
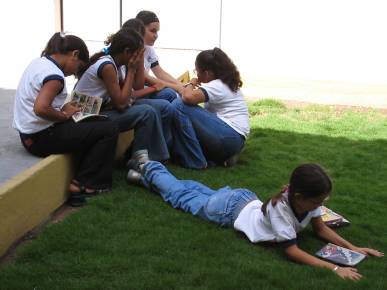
0, 131, 133, 257
0, 154, 75, 257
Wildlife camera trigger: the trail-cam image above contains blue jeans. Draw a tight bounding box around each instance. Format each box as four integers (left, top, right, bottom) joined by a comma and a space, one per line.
172, 98, 245, 165
134, 98, 173, 149
148, 87, 179, 103
142, 161, 257, 226
102, 103, 169, 161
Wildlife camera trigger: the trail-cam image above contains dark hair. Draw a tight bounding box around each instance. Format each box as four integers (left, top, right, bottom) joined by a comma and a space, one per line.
136, 10, 159, 25
262, 163, 332, 215
288, 163, 332, 198
195, 48, 242, 92
80, 28, 143, 77
41, 32, 89, 63
122, 18, 145, 37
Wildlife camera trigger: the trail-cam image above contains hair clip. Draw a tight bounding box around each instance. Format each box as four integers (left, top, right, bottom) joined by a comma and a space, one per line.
59, 31, 66, 38
102, 46, 110, 55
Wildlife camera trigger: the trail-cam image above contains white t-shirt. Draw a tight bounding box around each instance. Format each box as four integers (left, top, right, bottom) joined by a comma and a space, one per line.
144, 45, 159, 72
75, 55, 120, 103
13, 56, 66, 134
233, 192, 323, 244
201, 79, 250, 137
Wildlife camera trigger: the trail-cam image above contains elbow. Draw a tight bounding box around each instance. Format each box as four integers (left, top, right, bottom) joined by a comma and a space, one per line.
181, 94, 197, 105
33, 104, 46, 118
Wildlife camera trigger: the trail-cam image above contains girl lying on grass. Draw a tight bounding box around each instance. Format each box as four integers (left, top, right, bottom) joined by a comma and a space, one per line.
126, 150, 384, 281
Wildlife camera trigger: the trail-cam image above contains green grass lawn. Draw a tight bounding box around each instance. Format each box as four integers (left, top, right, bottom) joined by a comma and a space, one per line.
1, 100, 387, 290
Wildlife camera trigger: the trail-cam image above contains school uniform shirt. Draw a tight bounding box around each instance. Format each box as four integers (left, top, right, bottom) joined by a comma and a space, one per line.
144, 45, 159, 72
233, 192, 323, 245
200, 79, 250, 138
75, 55, 121, 103
13, 56, 66, 134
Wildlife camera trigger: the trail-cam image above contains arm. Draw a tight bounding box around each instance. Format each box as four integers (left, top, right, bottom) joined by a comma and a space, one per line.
145, 71, 184, 95
311, 217, 384, 257
101, 64, 133, 111
34, 80, 78, 122
132, 86, 157, 99
285, 244, 362, 280
132, 51, 145, 90
180, 79, 206, 105
151, 64, 181, 85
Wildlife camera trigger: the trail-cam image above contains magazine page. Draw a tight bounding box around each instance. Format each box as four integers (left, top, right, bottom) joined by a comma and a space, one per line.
69, 91, 105, 122
315, 243, 366, 266
321, 206, 350, 227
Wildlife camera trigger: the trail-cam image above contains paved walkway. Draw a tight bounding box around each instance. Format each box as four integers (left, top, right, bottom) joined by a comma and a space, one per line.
0, 89, 41, 185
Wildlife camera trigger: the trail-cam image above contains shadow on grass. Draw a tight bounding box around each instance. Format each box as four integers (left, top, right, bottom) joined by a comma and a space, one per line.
0, 127, 386, 290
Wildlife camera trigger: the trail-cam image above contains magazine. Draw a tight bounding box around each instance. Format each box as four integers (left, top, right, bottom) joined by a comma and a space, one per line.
321, 206, 350, 227
177, 70, 190, 83
66, 91, 106, 122
315, 243, 366, 266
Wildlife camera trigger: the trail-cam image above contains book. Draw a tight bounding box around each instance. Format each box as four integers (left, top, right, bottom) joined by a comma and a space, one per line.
315, 243, 366, 266
177, 70, 190, 83
321, 206, 350, 227
66, 91, 106, 122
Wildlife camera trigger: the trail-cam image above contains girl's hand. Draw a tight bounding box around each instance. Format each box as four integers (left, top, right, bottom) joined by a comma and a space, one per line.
335, 266, 362, 281
189, 78, 199, 86
62, 102, 80, 117
152, 82, 166, 91
352, 247, 384, 257
128, 48, 145, 70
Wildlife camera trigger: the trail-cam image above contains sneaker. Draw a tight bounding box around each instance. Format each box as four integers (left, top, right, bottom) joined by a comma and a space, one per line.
223, 154, 240, 167
127, 169, 143, 185
126, 149, 150, 173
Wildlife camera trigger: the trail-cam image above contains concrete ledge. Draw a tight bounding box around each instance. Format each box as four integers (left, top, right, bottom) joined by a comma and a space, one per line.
0, 154, 75, 257
0, 131, 133, 257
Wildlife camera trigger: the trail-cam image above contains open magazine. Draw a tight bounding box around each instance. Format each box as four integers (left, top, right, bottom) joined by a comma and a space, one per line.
66, 91, 106, 122
315, 243, 366, 266
321, 206, 350, 227
177, 70, 190, 83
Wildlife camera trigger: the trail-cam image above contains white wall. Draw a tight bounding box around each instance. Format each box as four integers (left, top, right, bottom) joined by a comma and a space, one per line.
0, 0, 56, 89
1, 0, 386, 104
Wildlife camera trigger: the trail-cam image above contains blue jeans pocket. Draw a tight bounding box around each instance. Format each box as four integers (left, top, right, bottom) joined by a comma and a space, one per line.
204, 190, 235, 225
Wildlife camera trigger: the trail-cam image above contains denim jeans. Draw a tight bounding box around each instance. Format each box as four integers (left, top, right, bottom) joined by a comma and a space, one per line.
148, 87, 179, 103
142, 161, 257, 226
134, 98, 173, 149
172, 97, 245, 165
102, 103, 169, 161
19, 119, 118, 189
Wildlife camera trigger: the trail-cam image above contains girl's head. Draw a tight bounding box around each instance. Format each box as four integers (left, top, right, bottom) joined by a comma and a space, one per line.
82, 28, 143, 76
122, 18, 146, 38
195, 48, 242, 92
136, 10, 159, 46
42, 32, 89, 76
288, 163, 332, 211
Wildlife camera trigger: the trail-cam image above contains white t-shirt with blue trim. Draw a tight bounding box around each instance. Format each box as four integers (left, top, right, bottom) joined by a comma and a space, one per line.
75, 55, 120, 104
144, 45, 159, 72
13, 56, 66, 134
233, 192, 323, 244
201, 79, 250, 138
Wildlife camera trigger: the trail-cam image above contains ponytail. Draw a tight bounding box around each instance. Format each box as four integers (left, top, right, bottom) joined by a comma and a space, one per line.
42, 32, 89, 63
195, 47, 242, 92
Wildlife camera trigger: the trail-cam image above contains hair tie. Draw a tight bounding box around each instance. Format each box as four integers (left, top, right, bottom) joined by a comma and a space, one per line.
59, 32, 66, 38
102, 46, 110, 55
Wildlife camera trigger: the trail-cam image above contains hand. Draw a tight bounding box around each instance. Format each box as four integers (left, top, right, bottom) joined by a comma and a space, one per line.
127, 97, 135, 106
152, 82, 166, 91
62, 102, 80, 117
352, 247, 384, 257
334, 266, 362, 281
189, 78, 199, 86
128, 48, 145, 70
